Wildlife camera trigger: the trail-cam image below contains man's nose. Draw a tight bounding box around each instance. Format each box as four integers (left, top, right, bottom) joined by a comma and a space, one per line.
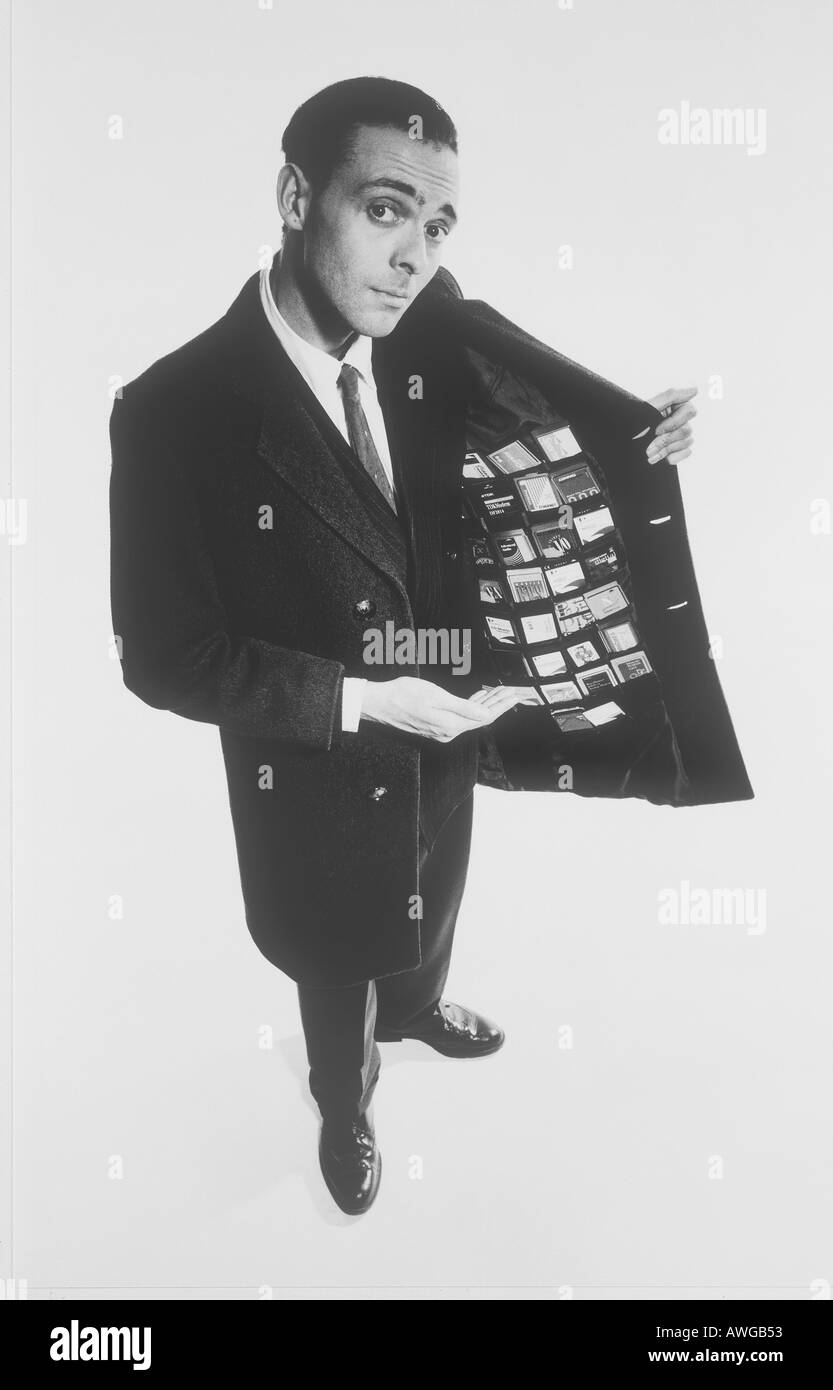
393, 222, 429, 278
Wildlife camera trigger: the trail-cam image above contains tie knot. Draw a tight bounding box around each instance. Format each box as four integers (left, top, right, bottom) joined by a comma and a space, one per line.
337, 362, 361, 401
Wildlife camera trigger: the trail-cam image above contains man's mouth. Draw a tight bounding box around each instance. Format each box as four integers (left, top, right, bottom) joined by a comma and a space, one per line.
374, 288, 410, 303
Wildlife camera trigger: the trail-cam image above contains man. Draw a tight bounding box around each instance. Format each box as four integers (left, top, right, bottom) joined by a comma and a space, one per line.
109, 76, 748, 1216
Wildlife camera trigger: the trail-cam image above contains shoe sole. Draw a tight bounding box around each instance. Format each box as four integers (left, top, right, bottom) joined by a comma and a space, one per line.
374, 1031, 506, 1058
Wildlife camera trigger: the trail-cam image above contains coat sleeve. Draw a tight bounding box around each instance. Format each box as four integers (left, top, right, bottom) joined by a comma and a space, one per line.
108, 390, 346, 749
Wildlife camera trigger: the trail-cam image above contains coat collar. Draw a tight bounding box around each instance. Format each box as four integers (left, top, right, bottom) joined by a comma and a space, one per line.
400, 273, 664, 443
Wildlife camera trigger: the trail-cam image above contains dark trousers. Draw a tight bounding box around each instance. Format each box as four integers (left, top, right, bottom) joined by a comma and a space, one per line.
297, 790, 475, 1124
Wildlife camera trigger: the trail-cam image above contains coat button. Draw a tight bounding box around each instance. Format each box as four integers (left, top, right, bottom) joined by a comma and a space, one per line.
354, 598, 376, 618
368, 785, 388, 801
445, 549, 459, 561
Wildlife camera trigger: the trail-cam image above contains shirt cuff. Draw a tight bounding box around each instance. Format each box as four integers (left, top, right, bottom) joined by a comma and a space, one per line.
341, 677, 367, 732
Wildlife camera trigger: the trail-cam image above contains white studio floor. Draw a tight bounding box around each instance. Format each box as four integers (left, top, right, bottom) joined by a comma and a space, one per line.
10, 743, 831, 1301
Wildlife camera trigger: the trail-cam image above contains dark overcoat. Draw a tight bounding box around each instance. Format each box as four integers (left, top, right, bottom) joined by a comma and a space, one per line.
108, 263, 753, 988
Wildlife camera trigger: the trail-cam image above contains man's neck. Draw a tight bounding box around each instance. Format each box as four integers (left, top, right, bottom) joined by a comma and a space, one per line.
270, 240, 357, 359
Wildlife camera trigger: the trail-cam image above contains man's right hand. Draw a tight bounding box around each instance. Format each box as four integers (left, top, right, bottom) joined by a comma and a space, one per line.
359, 677, 523, 742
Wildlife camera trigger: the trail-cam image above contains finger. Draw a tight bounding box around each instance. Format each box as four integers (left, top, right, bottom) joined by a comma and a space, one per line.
649, 385, 698, 414
468, 687, 499, 704
422, 709, 494, 734
664, 446, 692, 466
654, 408, 697, 439
470, 685, 514, 704
655, 411, 697, 442
472, 685, 526, 708
478, 692, 527, 718
467, 687, 527, 713
479, 700, 522, 721
648, 431, 695, 465
430, 689, 497, 721
649, 424, 693, 456
653, 404, 697, 437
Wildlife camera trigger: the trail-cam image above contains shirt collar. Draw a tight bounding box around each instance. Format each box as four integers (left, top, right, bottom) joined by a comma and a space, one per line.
259, 260, 378, 395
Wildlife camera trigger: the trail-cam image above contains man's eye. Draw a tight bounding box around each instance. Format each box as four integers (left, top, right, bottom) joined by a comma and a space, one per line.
426, 224, 450, 242
368, 202, 398, 224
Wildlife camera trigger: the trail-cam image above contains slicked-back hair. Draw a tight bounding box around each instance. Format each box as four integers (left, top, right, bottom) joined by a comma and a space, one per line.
280, 75, 458, 201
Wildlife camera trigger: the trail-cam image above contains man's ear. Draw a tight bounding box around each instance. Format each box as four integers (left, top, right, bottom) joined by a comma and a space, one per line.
276, 161, 312, 234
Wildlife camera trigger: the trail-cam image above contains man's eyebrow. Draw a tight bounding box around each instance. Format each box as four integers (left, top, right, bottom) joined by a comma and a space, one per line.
357, 178, 457, 224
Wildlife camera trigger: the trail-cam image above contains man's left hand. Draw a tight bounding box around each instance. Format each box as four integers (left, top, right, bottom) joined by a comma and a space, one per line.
646, 386, 698, 465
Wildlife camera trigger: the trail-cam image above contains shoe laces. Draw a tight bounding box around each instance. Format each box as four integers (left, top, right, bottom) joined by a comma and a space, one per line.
437, 1000, 477, 1036
325, 1118, 375, 1164
351, 1120, 375, 1154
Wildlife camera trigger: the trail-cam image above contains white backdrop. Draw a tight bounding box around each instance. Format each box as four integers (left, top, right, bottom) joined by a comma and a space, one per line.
2, 0, 831, 1299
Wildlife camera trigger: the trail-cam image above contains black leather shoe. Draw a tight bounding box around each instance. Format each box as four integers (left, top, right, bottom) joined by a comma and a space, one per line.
375, 999, 505, 1058
318, 1111, 381, 1215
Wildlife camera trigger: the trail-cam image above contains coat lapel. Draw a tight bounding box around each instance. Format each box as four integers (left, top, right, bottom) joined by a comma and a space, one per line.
205, 270, 411, 592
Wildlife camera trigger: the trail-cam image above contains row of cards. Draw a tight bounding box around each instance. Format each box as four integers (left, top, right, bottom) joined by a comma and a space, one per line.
463, 422, 584, 478
483, 584, 635, 643
480, 567, 629, 608
468, 464, 603, 515
484, 610, 645, 662
472, 506, 617, 569
484, 680, 645, 722
470, 522, 620, 586
489, 647, 652, 699
472, 469, 603, 519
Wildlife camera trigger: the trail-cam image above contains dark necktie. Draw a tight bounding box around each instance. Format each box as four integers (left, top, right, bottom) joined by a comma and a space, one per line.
336, 362, 398, 514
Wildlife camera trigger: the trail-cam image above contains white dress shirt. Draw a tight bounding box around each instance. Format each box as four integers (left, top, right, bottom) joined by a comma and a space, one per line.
259, 262, 395, 731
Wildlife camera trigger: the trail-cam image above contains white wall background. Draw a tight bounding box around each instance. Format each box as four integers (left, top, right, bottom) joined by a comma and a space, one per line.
1, 0, 831, 1299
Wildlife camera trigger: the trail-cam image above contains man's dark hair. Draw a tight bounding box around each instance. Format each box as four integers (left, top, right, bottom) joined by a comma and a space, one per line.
280, 75, 458, 198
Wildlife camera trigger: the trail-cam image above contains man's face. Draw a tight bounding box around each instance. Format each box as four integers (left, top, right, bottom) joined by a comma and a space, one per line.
297, 123, 459, 338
